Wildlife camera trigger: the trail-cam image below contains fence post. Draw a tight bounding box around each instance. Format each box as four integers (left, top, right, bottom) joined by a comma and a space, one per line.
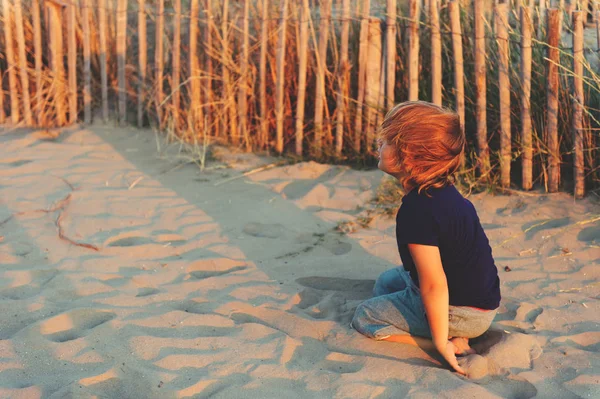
408, 0, 420, 101
172, 0, 181, 127
3, 0, 19, 123
239, 0, 250, 150
275, 0, 289, 154
155, 0, 164, 128
138, 0, 146, 127
449, 0, 465, 139
67, 1, 77, 123
573, 10, 584, 198
314, 0, 331, 157
99, 0, 109, 122
546, 8, 560, 192
365, 17, 382, 153
46, 0, 66, 126
82, 0, 92, 124
385, 0, 396, 109
431, 0, 442, 105
538, 0, 546, 38
296, 0, 310, 156
521, 6, 533, 190
259, 0, 269, 150
496, 1, 511, 189
117, 0, 128, 126
189, 0, 200, 133
205, 0, 214, 137
336, 0, 351, 157
354, 0, 371, 153
14, 0, 32, 125
474, 0, 489, 175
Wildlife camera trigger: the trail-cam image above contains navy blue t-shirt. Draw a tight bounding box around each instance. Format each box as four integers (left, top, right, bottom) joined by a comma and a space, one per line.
396, 184, 500, 310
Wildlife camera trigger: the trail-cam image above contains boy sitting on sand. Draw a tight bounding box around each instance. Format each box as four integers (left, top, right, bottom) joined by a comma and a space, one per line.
352, 101, 500, 375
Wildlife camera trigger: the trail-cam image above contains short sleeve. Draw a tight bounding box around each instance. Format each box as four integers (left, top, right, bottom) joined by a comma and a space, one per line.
396, 201, 439, 247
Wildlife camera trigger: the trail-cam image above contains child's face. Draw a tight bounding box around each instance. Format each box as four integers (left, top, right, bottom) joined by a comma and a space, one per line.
377, 140, 400, 178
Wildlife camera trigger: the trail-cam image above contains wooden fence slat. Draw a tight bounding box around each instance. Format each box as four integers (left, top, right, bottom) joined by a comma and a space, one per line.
117, 0, 128, 126
14, 0, 31, 125
99, 0, 109, 122
221, 0, 238, 144
47, 2, 66, 126
385, 0, 396, 110
205, 0, 214, 137
259, 0, 269, 150
430, 0, 442, 105
573, 10, 585, 198
82, 0, 92, 124
365, 17, 382, 152
67, 1, 77, 124
172, 0, 181, 126
32, 0, 42, 124
449, 0, 465, 138
596, 9, 600, 51
546, 8, 560, 192
314, 0, 331, 157
521, 6, 533, 190
538, 0, 546, 38
496, 2, 511, 189
189, 0, 200, 133
275, 0, 288, 154
335, 0, 351, 157
3, 0, 19, 124
408, 0, 420, 101
295, 0, 309, 156
138, 0, 146, 127
155, 0, 164, 127
474, 0, 489, 174
238, 0, 250, 150
354, 0, 370, 152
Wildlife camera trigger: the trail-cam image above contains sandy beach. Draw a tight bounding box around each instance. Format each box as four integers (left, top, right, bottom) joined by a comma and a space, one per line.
0, 125, 599, 398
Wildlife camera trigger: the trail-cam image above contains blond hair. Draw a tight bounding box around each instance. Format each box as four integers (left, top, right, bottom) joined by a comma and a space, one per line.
379, 101, 465, 193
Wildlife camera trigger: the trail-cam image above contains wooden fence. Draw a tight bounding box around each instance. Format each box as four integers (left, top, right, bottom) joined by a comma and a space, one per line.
0, 0, 599, 197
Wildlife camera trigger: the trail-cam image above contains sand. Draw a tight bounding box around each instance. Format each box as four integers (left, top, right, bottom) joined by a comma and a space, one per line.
0, 125, 598, 399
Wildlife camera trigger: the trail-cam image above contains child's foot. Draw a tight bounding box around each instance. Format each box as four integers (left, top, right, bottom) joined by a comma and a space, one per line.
450, 337, 476, 356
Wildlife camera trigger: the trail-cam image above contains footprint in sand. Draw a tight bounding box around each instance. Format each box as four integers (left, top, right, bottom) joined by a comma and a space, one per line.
186, 258, 247, 280
242, 222, 287, 239
0, 269, 59, 300
106, 236, 154, 247
40, 309, 115, 343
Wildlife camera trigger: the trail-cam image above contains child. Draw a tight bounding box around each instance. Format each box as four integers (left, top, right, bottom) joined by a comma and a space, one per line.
351, 101, 500, 375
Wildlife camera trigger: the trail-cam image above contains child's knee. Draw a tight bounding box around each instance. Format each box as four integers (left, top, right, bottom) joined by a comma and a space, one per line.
351, 302, 377, 339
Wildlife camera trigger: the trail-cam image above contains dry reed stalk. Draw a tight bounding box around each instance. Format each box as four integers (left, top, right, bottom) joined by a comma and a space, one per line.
449, 0, 465, 137
259, 0, 269, 150
155, 0, 165, 127
275, 0, 289, 154
14, 0, 31, 125
496, 2, 511, 189
521, 6, 533, 190
172, 0, 182, 127
296, 0, 310, 156
99, 0, 108, 122
3, 0, 19, 123
474, 0, 489, 175
221, 0, 238, 145
67, 1, 77, 124
354, 0, 371, 152
314, 0, 331, 157
239, 0, 250, 150
547, 8, 560, 192
573, 10, 584, 198
117, 0, 128, 126
82, 0, 92, 124
365, 17, 382, 153
190, 0, 201, 134
138, 0, 146, 127
335, 0, 351, 157
385, 0, 396, 110
408, 0, 420, 101
430, 0, 442, 106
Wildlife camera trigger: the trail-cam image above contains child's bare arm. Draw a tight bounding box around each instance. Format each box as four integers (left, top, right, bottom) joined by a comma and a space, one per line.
408, 243, 465, 374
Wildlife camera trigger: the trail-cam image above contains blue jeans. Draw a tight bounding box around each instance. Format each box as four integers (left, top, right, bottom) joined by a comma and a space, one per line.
352, 267, 497, 340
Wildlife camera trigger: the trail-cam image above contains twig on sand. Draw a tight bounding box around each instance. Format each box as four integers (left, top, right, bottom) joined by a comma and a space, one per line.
128, 176, 144, 190
214, 161, 286, 186
558, 282, 600, 293
56, 211, 100, 251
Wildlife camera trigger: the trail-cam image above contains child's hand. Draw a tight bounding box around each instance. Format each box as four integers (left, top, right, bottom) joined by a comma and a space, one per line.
438, 341, 466, 375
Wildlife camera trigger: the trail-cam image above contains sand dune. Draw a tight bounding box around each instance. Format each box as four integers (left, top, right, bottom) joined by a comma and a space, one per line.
0, 125, 598, 398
